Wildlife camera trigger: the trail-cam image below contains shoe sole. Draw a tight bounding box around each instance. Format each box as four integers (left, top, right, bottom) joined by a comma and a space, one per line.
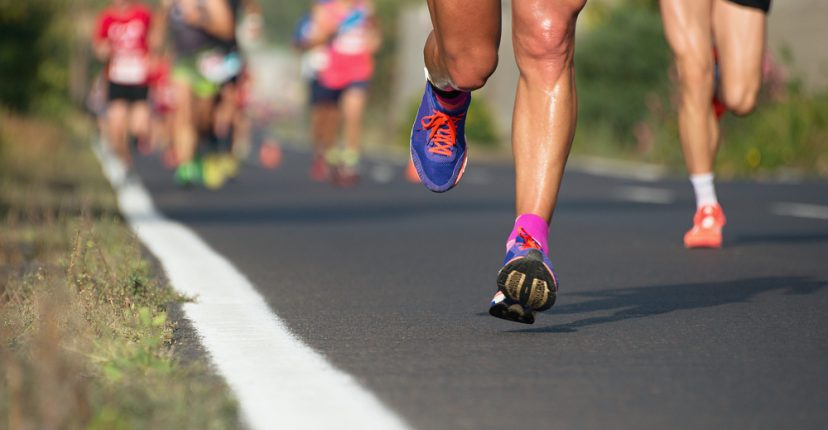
685, 239, 722, 249
489, 301, 535, 324
497, 250, 557, 312
684, 231, 723, 249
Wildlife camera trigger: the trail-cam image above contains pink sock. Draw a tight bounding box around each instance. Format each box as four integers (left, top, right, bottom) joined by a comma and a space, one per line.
506, 214, 549, 254
429, 82, 469, 111
435, 92, 469, 111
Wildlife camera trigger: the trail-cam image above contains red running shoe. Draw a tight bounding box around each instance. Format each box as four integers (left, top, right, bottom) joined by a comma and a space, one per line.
684, 204, 727, 249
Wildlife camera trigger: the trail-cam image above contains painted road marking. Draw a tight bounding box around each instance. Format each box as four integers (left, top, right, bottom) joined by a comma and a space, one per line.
772, 203, 828, 220
614, 186, 675, 204
93, 142, 409, 430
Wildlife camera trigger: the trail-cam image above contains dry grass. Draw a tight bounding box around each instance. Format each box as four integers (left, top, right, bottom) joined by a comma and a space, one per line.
0, 112, 238, 429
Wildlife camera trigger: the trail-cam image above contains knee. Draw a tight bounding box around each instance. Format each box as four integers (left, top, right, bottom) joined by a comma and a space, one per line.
722, 83, 759, 115
441, 43, 498, 91
675, 56, 714, 99
513, 7, 583, 79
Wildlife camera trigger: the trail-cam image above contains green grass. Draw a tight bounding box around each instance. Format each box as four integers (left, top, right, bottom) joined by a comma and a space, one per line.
0, 112, 238, 429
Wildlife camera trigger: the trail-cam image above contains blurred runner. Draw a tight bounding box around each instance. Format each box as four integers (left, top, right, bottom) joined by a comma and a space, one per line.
210, 0, 262, 186
93, 0, 157, 178
294, 12, 337, 182
148, 52, 177, 167
163, 0, 238, 187
660, 0, 770, 248
302, 0, 381, 186
409, 0, 587, 324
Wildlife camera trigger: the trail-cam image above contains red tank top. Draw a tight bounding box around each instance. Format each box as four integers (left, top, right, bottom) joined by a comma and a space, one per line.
95, 3, 152, 85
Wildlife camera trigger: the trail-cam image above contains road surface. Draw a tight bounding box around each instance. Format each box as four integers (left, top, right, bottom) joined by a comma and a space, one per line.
134, 148, 828, 430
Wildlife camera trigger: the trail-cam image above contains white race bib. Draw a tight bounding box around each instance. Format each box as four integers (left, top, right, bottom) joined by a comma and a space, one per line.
109, 53, 148, 85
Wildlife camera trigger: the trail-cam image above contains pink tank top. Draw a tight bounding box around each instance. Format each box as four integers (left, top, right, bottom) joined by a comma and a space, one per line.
317, 1, 375, 89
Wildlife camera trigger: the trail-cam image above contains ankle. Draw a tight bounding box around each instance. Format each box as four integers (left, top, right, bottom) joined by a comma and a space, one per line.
507, 213, 550, 254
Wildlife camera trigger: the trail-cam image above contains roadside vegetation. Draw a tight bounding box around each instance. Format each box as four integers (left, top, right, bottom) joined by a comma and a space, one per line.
0, 112, 238, 429
1, 2, 238, 428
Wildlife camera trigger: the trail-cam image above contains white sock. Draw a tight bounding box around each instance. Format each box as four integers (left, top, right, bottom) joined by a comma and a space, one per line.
690, 173, 718, 208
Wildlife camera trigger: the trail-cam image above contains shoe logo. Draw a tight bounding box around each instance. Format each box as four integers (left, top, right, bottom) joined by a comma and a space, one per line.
517, 228, 542, 251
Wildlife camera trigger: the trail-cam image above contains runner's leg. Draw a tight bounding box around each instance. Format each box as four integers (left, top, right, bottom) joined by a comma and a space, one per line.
340, 86, 368, 165
173, 80, 197, 165
411, 0, 500, 192
712, 0, 766, 116
107, 100, 131, 168
660, 0, 717, 174
661, 0, 728, 248
511, 0, 586, 223
129, 100, 151, 148
489, 0, 587, 323
424, 0, 501, 91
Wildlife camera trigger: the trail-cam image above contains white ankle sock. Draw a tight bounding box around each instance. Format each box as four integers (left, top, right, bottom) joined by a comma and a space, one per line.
690, 173, 718, 208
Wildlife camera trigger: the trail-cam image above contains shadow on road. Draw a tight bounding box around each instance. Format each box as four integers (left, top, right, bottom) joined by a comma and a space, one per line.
510, 276, 827, 334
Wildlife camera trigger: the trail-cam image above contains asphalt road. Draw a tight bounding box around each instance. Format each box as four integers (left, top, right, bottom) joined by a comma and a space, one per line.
135, 147, 828, 430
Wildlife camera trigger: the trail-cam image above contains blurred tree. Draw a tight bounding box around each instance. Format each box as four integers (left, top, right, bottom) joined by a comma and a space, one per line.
0, 1, 64, 111
575, 2, 672, 143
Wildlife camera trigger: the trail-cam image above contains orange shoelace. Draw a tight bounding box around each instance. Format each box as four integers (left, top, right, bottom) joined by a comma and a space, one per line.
421, 111, 464, 157
517, 228, 542, 251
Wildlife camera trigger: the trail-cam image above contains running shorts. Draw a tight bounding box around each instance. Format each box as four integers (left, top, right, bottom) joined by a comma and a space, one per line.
309, 79, 369, 105
172, 57, 221, 99
728, 0, 771, 13
107, 81, 149, 103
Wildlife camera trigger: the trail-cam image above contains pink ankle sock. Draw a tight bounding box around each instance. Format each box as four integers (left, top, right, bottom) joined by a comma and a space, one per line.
430, 82, 469, 111
506, 214, 549, 254
435, 92, 469, 111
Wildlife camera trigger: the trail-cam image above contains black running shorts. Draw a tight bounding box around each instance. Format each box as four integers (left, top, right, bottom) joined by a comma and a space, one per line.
107, 81, 149, 104
728, 0, 771, 13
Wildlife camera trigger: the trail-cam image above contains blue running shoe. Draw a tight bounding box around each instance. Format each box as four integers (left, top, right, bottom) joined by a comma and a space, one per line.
410, 83, 470, 193
496, 228, 558, 312
489, 291, 535, 324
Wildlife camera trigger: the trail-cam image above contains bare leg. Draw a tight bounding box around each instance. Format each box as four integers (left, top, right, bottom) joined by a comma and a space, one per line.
511, 0, 586, 221
424, 0, 501, 91
129, 101, 151, 145
106, 100, 131, 168
660, 0, 718, 175
311, 102, 339, 156
340, 87, 367, 155
172, 80, 197, 164
214, 83, 237, 143
712, 0, 766, 115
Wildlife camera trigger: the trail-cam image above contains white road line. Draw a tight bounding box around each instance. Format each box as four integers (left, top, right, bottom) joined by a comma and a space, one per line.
614, 186, 675, 204
569, 156, 667, 182
93, 142, 410, 430
772, 203, 828, 220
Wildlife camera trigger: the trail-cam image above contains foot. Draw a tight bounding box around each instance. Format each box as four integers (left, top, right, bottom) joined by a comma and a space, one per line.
489, 291, 535, 325
496, 228, 558, 313
309, 155, 331, 182
684, 204, 726, 249
202, 155, 226, 190
409, 83, 470, 193
175, 159, 202, 187
331, 165, 360, 188
259, 143, 282, 169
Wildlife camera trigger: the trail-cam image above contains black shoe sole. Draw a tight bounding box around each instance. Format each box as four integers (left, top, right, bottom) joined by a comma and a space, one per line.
496, 250, 557, 312
489, 301, 535, 325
